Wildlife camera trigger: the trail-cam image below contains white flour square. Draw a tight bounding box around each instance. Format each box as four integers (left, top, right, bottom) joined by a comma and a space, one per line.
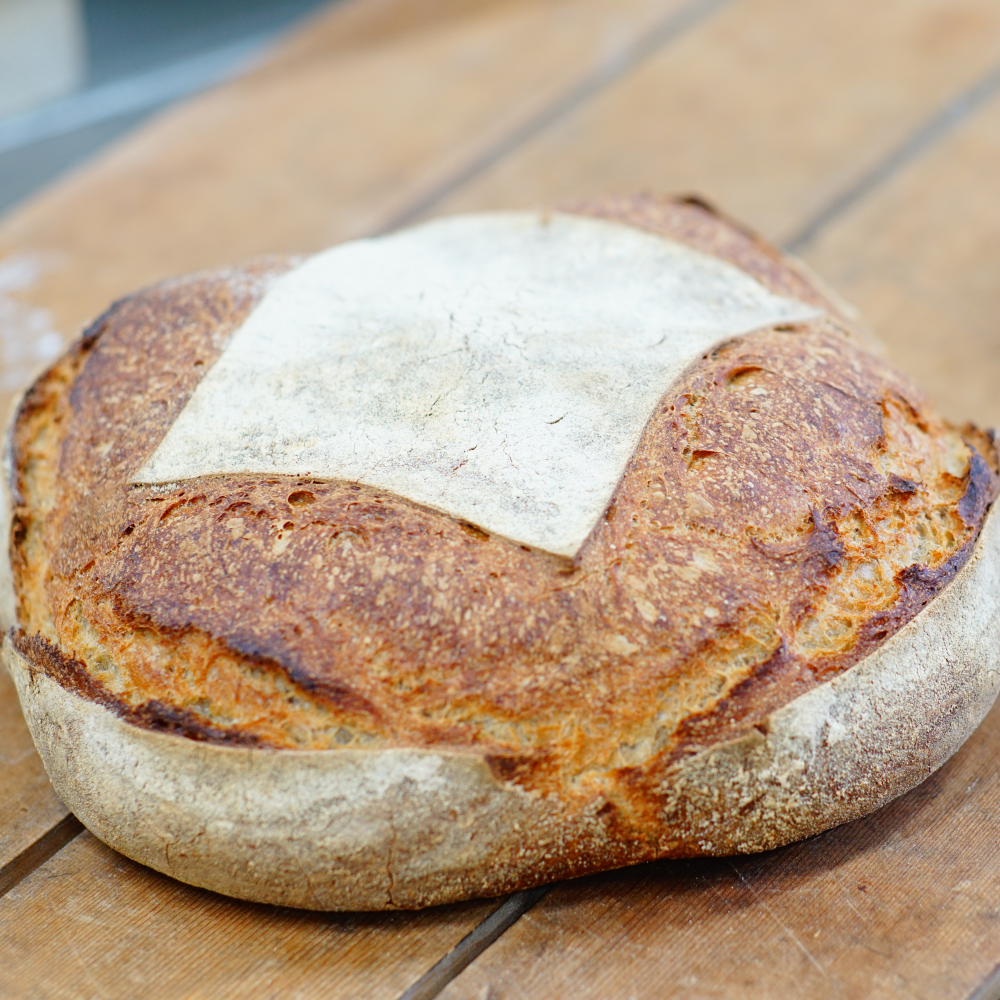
135, 212, 821, 557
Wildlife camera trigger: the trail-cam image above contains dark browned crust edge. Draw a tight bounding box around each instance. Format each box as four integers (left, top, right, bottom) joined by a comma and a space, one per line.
9, 629, 267, 747
662, 467, 997, 764
16, 448, 997, 758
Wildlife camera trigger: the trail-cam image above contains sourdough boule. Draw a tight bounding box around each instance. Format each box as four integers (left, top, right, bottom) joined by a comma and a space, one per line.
5, 195, 999, 910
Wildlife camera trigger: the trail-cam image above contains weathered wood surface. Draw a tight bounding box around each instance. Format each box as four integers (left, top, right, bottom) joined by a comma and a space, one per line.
0, 833, 497, 1000
803, 86, 1000, 433
0, 668, 67, 872
442, 699, 1000, 1000
1, 0, 1000, 996
429, 0, 1000, 247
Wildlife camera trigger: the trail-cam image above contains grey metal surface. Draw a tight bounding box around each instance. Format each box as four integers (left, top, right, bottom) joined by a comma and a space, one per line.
0, 0, 332, 217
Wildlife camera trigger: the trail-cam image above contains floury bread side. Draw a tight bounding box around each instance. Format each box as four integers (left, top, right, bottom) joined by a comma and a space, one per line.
7, 504, 999, 909
6, 196, 1000, 909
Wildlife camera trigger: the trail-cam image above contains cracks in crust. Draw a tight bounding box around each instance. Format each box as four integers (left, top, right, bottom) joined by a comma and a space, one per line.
12, 213, 1000, 830
386, 807, 400, 908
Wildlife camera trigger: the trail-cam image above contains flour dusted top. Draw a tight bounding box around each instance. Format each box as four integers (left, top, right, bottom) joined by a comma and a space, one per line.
134, 212, 821, 557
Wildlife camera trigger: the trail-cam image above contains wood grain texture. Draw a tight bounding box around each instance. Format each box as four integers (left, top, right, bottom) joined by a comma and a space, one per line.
802, 88, 1000, 434
428, 0, 1000, 246
0, 665, 68, 873
0, 832, 497, 999
440, 697, 1000, 1000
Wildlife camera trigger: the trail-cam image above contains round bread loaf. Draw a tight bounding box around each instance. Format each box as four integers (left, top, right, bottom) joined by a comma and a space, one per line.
5, 196, 999, 910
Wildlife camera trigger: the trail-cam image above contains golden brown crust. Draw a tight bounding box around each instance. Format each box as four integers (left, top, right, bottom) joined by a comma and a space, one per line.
9, 198, 998, 829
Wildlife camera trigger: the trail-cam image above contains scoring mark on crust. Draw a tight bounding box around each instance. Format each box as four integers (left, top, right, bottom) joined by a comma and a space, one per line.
11, 630, 269, 746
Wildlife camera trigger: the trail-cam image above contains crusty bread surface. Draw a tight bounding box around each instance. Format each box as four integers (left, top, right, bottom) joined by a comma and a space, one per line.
6, 196, 999, 909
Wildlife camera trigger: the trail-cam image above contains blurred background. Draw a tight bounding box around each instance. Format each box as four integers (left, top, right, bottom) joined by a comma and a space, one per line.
0, 0, 332, 213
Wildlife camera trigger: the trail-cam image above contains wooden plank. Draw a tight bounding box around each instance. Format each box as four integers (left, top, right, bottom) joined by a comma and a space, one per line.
0, 832, 498, 1000
426, 0, 1000, 247
0, 0, 700, 407
440, 698, 1000, 1000
801, 87, 1000, 433
0, 666, 68, 873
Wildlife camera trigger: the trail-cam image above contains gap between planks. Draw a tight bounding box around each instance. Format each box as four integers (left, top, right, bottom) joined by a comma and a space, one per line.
377, 0, 736, 234
0, 814, 83, 898
970, 963, 1000, 1000
784, 54, 1000, 252
397, 887, 550, 1000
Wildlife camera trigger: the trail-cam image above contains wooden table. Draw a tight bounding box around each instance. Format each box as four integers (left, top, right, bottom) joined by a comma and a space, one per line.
2, 1, 1000, 996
